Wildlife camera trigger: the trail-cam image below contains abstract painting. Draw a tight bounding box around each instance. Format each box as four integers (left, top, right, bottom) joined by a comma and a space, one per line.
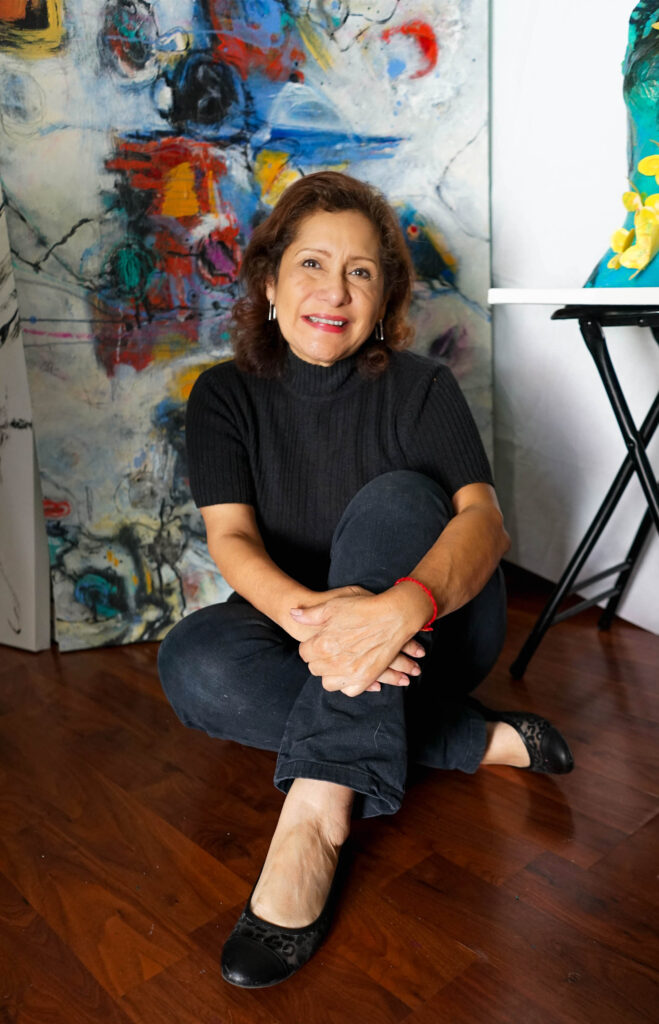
0, 0, 491, 650
588, 0, 659, 286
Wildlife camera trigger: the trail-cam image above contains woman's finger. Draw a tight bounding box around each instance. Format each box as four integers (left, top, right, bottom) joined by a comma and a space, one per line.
401, 640, 425, 658
387, 652, 422, 676
376, 668, 410, 688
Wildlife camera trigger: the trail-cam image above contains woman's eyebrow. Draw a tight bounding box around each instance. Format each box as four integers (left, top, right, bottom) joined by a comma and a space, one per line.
294, 247, 378, 264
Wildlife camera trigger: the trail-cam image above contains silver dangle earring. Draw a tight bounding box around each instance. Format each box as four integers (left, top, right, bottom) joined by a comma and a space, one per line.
268, 302, 277, 322
375, 319, 384, 342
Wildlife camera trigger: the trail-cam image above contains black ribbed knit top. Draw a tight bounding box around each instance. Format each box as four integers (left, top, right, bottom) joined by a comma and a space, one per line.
186, 348, 493, 589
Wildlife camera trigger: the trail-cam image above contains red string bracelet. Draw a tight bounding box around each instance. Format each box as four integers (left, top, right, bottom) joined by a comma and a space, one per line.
394, 576, 438, 632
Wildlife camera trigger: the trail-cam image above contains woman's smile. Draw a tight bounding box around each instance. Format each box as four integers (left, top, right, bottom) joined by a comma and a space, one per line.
266, 209, 386, 365
302, 314, 350, 332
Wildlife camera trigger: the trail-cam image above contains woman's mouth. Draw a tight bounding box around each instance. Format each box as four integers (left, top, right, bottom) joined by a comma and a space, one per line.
303, 315, 349, 332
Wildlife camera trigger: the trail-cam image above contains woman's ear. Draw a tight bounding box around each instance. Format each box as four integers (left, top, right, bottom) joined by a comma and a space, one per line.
265, 277, 275, 304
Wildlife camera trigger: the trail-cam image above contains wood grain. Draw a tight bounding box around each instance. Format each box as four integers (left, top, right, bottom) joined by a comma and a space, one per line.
0, 562, 657, 1022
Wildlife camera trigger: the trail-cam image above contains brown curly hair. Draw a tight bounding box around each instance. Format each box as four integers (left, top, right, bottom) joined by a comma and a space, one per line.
231, 171, 415, 378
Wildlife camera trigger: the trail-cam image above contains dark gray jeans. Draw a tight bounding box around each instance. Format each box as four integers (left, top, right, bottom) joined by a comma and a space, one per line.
158, 471, 506, 817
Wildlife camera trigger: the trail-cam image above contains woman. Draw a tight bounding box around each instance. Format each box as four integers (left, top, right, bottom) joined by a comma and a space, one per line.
158, 171, 573, 989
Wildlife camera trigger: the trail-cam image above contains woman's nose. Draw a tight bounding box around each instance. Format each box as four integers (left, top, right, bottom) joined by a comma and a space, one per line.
319, 269, 350, 305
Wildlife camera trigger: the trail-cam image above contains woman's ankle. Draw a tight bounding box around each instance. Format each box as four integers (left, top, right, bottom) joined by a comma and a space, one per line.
281, 779, 353, 846
480, 721, 531, 768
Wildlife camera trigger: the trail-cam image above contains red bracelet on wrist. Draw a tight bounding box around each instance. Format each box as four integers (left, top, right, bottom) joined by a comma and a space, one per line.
394, 576, 438, 632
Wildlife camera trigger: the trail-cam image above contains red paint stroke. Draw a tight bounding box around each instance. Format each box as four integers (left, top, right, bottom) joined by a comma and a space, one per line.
43, 498, 71, 519
23, 328, 97, 340
211, 34, 305, 82
106, 137, 229, 217
206, 2, 305, 82
106, 134, 241, 297
93, 315, 201, 377
382, 20, 439, 80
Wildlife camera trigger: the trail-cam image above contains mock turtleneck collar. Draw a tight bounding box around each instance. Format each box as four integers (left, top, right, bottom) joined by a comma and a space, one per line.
282, 347, 361, 398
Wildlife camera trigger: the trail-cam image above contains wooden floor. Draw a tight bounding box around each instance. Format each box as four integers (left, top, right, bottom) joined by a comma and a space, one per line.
0, 564, 657, 1023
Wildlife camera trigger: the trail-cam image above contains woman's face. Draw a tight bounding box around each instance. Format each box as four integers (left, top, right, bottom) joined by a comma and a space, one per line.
265, 209, 387, 366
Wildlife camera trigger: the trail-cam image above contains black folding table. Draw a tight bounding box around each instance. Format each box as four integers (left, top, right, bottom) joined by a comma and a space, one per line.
488, 290, 659, 677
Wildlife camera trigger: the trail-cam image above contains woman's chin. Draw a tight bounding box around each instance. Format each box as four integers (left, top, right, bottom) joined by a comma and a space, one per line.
287, 339, 363, 366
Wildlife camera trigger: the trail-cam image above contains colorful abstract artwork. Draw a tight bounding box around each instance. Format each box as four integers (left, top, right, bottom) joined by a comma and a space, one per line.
588, 0, 659, 286
0, 0, 491, 650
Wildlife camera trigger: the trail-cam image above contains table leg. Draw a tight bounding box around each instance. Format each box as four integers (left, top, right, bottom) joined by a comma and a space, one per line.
579, 317, 659, 532
509, 390, 659, 678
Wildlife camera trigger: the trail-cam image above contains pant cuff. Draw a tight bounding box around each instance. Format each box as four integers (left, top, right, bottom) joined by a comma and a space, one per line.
273, 758, 405, 819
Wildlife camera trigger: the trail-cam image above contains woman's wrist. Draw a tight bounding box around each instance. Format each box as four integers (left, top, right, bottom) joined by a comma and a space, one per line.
382, 580, 435, 635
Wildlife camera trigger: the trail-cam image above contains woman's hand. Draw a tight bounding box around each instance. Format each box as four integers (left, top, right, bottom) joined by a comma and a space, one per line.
291, 588, 430, 697
284, 585, 371, 642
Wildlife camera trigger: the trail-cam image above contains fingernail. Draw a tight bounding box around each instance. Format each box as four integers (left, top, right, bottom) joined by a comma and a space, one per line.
411, 665, 421, 675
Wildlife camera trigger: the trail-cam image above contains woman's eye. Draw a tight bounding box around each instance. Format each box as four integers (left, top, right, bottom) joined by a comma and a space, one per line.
302, 258, 320, 268
351, 267, 372, 279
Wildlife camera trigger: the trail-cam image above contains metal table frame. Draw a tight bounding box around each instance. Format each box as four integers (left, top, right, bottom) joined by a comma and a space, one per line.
510, 305, 659, 679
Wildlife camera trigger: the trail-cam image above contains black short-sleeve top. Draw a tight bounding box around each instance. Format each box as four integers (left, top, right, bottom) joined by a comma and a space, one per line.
186, 348, 493, 588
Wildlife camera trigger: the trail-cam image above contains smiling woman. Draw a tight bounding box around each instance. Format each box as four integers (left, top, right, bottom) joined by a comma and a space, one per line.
230, 170, 414, 378
265, 209, 386, 366
157, 171, 574, 991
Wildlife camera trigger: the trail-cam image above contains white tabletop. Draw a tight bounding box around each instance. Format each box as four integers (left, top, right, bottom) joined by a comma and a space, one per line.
488, 287, 659, 305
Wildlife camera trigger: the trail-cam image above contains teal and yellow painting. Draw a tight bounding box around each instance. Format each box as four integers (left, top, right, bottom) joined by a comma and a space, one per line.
588, 0, 659, 286
0, 0, 491, 650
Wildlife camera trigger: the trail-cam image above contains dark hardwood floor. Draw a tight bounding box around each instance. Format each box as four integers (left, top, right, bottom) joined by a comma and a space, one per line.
0, 564, 657, 1023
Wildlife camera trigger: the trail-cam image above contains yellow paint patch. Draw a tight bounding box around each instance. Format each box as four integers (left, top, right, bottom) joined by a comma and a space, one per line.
162, 162, 199, 218
145, 331, 205, 367
619, 207, 659, 270
296, 14, 333, 71
425, 224, 458, 271
131, 574, 139, 586
168, 359, 232, 401
253, 150, 301, 206
0, 0, 64, 57
205, 171, 218, 216
106, 550, 120, 568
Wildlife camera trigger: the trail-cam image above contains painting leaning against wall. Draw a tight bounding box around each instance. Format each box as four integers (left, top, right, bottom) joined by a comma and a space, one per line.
0, 0, 491, 651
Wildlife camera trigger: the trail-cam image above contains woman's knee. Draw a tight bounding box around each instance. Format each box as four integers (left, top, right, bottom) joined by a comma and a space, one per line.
158, 600, 307, 745
329, 471, 453, 589
337, 471, 451, 533
158, 606, 224, 727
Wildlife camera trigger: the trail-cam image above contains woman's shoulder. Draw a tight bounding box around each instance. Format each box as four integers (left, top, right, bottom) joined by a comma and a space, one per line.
387, 349, 455, 390
189, 357, 256, 403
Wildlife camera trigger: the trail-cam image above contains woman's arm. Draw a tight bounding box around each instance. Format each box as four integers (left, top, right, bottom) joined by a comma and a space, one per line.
395, 482, 510, 619
293, 483, 510, 696
201, 502, 318, 639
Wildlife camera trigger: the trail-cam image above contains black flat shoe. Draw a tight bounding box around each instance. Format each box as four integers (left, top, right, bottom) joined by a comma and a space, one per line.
478, 705, 574, 774
221, 845, 349, 989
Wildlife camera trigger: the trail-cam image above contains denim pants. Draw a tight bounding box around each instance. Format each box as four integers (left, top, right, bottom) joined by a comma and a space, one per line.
158, 472, 506, 818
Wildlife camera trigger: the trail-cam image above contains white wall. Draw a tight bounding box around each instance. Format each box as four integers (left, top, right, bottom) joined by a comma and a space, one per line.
491, 0, 659, 633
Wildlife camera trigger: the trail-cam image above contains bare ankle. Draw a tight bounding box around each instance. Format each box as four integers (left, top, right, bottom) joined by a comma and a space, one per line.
282, 779, 353, 846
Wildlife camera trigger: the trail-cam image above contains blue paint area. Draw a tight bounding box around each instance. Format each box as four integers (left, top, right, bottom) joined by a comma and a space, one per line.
153, 398, 188, 503
387, 58, 406, 79
398, 205, 456, 285
74, 572, 123, 619
256, 127, 401, 164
